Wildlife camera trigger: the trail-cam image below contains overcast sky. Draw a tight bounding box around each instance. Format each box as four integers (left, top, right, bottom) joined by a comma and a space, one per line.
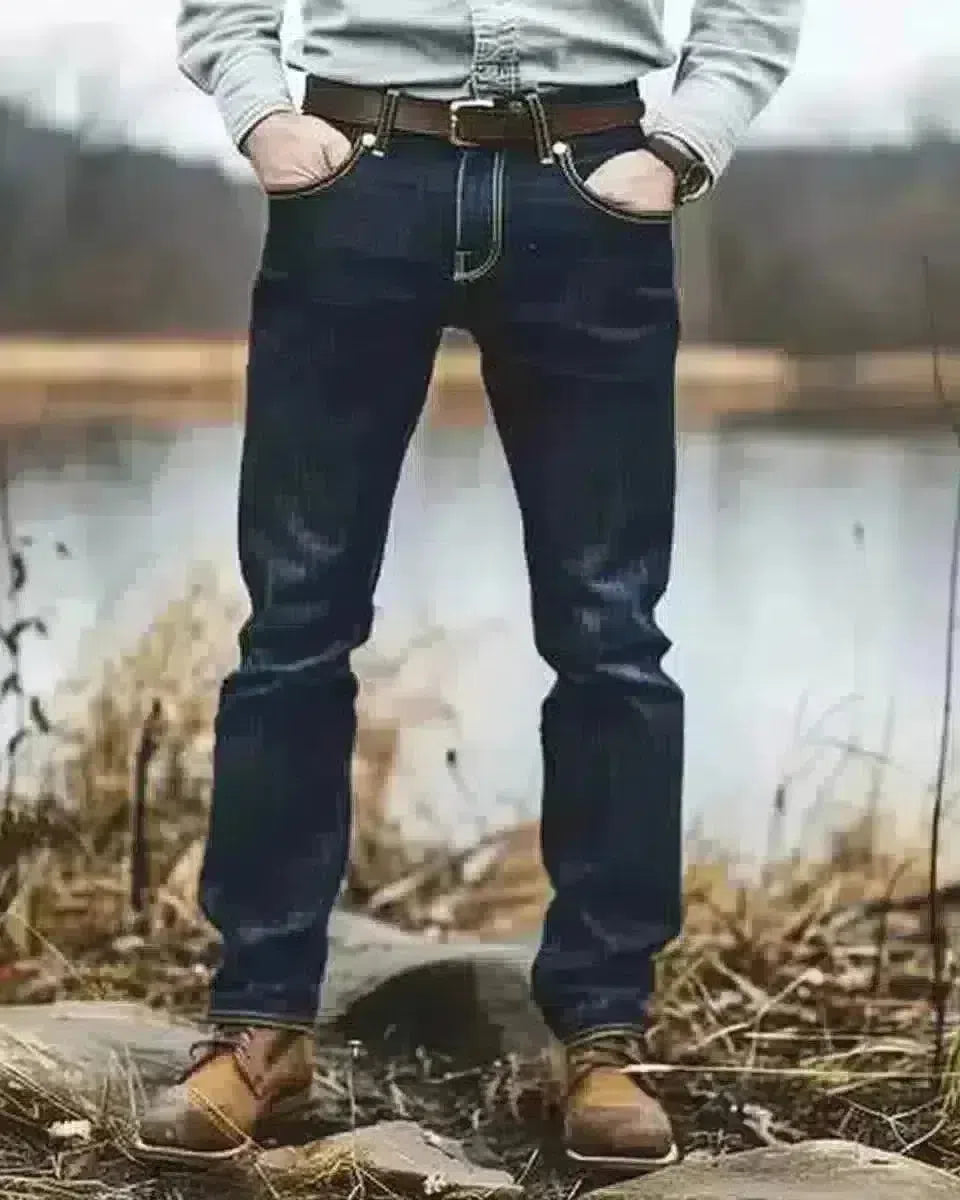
1, 0, 957, 169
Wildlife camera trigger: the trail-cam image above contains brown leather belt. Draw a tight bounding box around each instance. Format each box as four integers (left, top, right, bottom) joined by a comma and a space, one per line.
302, 79, 646, 150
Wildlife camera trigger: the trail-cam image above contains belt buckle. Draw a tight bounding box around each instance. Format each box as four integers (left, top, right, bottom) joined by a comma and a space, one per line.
449, 97, 497, 148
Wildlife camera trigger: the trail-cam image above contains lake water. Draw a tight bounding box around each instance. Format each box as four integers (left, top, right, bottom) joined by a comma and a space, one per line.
2, 410, 958, 864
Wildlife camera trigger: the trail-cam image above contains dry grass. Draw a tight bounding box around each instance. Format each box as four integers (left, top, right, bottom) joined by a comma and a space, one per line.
0, 570, 551, 1002
0, 339, 792, 387
0, 576, 958, 1195
7, 339, 960, 442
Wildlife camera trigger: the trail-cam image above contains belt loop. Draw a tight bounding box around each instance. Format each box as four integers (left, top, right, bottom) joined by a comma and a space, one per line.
522, 92, 554, 166
371, 88, 402, 156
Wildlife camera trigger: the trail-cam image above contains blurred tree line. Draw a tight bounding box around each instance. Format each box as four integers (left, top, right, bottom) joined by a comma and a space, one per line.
707, 139, 960, 351
1, 100, 958, 349
0, 103, 261, 334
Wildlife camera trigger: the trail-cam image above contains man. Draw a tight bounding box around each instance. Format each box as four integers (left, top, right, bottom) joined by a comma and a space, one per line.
139, 0, 803, 1170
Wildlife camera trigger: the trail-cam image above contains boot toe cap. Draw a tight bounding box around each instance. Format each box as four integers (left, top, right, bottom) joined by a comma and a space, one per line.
138, 1085, 243, 1155
565, 1103, 676, 1163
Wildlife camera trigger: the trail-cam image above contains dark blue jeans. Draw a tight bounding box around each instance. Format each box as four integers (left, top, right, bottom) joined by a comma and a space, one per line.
200, 99, 683, 1042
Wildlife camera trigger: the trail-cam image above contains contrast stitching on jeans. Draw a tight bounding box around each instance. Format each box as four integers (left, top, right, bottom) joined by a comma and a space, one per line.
454, 150, 468, 252
371, 89, 402, 157
552, 141, 674, 226
454, 150, 505, 284
523, 92, 554, 165
452, 151, 471, 281
266, 134, 373, 200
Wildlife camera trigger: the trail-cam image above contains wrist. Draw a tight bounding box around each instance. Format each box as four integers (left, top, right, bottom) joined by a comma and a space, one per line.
240, 106, 297, 157
644, 133, 713, 204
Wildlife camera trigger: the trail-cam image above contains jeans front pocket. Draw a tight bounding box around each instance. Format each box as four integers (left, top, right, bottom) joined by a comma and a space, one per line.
265, 132, 375, 201
552, 135, 675, 227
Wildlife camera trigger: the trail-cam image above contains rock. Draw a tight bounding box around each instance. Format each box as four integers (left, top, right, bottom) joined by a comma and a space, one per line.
258, 1119, 520, 1197
0, 1000, 199, 1118
586, 1140, 960, 1200
0, 912, 546, 1127
324, 910, 547, 1062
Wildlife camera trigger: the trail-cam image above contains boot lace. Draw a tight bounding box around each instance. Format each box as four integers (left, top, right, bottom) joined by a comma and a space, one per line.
567, 1029, 648, 1089
178, 1027, 254, 1084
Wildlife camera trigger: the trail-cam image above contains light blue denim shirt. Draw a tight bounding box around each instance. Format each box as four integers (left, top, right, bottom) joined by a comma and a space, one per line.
177, 0, 804, 181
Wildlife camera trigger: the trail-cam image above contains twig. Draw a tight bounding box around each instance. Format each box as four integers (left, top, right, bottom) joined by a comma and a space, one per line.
130, 699, 163, 925
629, 1063, 960, 1083
864, 699, 896, 848
347, 1041, 362, 1132
0, 446, 25, 827
922, 256, 959, 1078
869, 860, 912, 999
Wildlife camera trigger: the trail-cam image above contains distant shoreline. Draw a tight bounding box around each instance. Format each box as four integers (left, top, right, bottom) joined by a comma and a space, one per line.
0, 337, 958, 431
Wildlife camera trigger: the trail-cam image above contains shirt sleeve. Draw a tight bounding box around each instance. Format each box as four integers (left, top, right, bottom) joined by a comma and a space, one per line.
177, 0, 296, 148
647, 0, 805, 180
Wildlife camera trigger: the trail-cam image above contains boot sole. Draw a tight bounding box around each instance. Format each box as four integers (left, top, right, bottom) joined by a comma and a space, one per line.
129, 1085, 321, 1168
566, 1142, 680, 1172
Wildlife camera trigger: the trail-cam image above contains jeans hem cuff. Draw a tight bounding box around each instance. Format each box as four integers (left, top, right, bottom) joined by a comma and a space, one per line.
563, 1021, 649, 1044
207, 1008, 316, 1034
547, 1016, 649, 1042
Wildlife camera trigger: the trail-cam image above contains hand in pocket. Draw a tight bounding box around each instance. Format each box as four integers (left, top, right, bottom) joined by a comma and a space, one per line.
583, 149, 675, 217
243, 111, 353, 195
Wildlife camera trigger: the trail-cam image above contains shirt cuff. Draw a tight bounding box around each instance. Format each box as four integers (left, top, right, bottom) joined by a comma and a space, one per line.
211, 47, 296, 148
646, 73, 756, 182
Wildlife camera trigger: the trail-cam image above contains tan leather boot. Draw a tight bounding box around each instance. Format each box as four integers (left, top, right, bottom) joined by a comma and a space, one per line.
134, 1026, 316, 1165
563, 1027, 678, 1170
